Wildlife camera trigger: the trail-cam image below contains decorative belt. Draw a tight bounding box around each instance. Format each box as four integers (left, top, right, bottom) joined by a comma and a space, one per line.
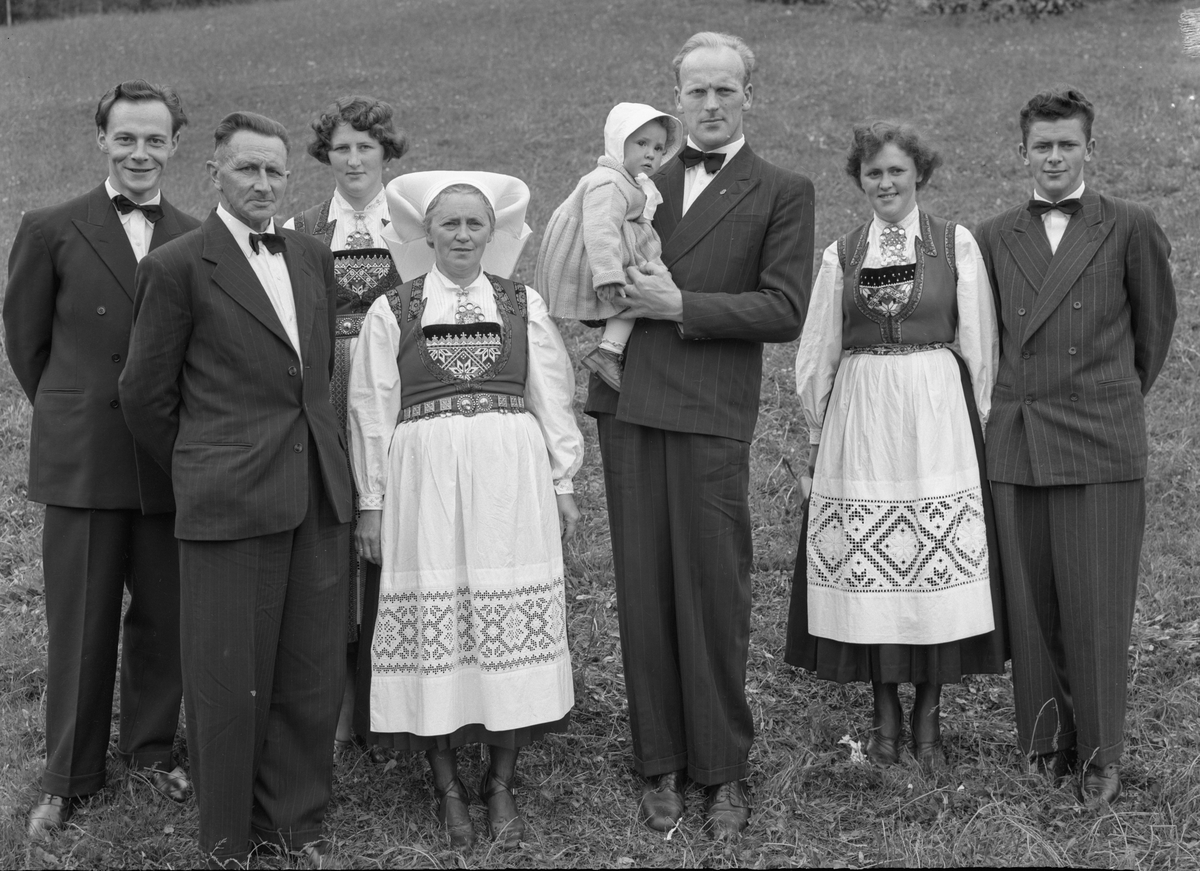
336, 313, 367, 338
400, 393, 526, 422
846, 342, 948, 356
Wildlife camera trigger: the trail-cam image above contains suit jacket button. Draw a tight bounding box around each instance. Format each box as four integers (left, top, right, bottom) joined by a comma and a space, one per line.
1068, 347, 1077, 355
1073, 301, 1082, 309
111, 353, 121, 363
288, 366, 298, 376
1017, 307, 1026, 316
1070, 393, 1079, 401
109, 399, 119, 408
1021, 351, 1030, 359
1024, 395, 1034, 405
294, 443, 303, 453
96, 306, 106, 315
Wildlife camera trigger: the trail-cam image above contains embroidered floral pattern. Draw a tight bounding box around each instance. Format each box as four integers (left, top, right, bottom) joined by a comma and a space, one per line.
808, 487, 989, 592
333, 249, 398, 309
425, 330, 502, 380
373, 581, 568, 675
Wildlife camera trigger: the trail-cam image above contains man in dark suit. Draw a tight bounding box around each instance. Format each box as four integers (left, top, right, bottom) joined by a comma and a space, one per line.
975, 87, 1176, 805
119, 112, 352, 867
584, 31, 814, 837
3, 80, 198, 839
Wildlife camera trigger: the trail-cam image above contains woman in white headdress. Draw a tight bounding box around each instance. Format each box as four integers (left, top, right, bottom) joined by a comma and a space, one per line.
348, 171, 583, 850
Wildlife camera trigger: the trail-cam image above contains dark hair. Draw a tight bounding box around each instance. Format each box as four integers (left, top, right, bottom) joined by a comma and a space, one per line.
672, 31, 756, 87
307, 95, 409, 164
844, 121, 943, 191
1019, 86, 1095, 144
213, 111, 290, 158
422, 184, 495, 235
95, 80, 187, 135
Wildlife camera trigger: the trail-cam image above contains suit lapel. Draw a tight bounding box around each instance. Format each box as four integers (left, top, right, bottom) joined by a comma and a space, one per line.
73, 184, 138, 301
203, 213, 295, 352
149, 196, 192, 252
998, 206, 1052, 295
1023, 191, 1113, 343
652, 160, 684, 246
660, 146, 760, 268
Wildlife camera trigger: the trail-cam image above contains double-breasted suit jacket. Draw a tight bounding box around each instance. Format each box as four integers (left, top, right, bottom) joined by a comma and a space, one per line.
3, 182, 199, 797
975, 187, 1176, 767
5, 183, 197, 512
977, 189, 1176, 487
120, 211, 352, 540
585, 143, 815, 784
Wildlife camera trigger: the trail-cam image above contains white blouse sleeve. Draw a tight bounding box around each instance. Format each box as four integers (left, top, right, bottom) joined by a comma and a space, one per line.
795, 242, 845, 446
347, 295, 403, 509
952, 224, 998, 432
523, 288, 585, 494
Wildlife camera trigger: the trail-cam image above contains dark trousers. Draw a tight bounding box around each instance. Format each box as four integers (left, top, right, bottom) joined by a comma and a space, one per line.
991, 480, 1145, 768
179, 466, 347, 862
40, 506, 181, 797
596, 414, 753, 785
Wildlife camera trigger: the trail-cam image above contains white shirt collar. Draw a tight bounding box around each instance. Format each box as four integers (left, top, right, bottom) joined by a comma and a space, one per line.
330, 186, 387, 218
1032, 181, 1085, 203
429, 263, 487, 292
216, 203, 279, 257
105, 178, 162, 207
871, 204, 920, 233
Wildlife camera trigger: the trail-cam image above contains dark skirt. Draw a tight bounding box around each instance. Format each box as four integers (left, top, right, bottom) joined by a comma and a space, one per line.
784, 353, 1009, 684
353, 553, 569, 751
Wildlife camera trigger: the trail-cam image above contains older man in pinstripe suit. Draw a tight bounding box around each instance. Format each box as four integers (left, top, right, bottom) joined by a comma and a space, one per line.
584, 32, 814, 837
120, 111, 352, 866
975, 87, 1176, 806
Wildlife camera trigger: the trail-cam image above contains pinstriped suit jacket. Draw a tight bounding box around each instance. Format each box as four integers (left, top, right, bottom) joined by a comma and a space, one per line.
119, 211, 352, 541
584, 144, 815, 442
975, 189, 1176, 486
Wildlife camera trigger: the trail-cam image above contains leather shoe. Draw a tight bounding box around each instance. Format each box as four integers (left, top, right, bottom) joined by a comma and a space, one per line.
1034, 748, 1076, 784
1080, 762, 1122, 805
581, 346, 623, 392
909, 710, 945, 769
866, 732, 900, 766
480, 768, 525, 848
704, 779, 750, 839
140, 764, 192, 802
28, 793, 74, 840
434, 778, 476, 850
639, 770, 685, 832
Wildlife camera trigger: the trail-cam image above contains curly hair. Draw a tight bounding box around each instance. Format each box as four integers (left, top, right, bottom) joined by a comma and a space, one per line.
844, 121, 943, 191
1019, 86, 1095, 145
307, 95, 408, 165
95, 80, 188, 135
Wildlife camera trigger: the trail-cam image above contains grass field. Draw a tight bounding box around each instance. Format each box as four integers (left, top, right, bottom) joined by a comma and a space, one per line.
1, 0, 1198, 867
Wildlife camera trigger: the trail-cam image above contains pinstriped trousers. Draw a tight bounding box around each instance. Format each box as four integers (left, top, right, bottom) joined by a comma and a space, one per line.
178, 445, 348, 862
991, 480, 1145, 768
596, 414, 754, 785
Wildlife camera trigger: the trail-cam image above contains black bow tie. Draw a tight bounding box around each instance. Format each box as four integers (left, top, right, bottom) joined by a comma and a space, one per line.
249, 232, 287, 255
112, 194, 164, 223
678, 146, 726, 174
1027, 198, 1082, 217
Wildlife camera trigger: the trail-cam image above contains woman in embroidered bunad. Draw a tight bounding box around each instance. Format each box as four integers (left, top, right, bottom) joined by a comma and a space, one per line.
784, 122, 1007, 769
284, 95, 408, 756
348, 171, 583, 850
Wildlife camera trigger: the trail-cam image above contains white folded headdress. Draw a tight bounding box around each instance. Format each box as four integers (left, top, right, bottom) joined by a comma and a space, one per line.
380, 170, 533, 280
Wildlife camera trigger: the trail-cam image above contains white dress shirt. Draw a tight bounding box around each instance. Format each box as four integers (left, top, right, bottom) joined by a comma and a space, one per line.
681, 135, 746, 215
105, 178, 158, 263
215, 204, 302, 364
282, 187, 389, 251
1032, 181, 1085, 255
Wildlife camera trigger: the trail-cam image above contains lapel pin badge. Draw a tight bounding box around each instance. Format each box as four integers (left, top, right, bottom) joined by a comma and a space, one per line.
719, 189, 727, 195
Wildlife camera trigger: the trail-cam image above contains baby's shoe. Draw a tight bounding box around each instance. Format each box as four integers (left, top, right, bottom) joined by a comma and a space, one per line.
582, 345, 623, 391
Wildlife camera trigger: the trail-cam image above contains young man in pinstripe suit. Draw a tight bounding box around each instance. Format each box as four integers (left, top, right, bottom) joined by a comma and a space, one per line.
584, 32, 814, 837
975, 87, 1176, 806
